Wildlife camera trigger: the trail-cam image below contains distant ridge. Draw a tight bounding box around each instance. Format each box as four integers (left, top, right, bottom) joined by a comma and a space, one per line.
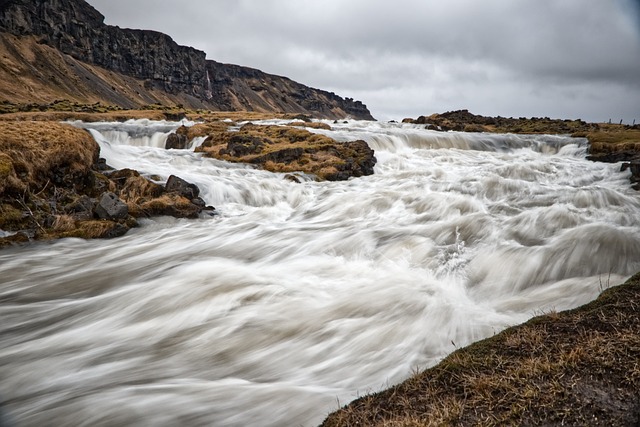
0, 0, 374, 120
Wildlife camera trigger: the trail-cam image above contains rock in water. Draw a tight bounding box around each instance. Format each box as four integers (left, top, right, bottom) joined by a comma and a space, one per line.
95, 192, 128, 220
165, 126, 190, 149
165, 175, 200, 200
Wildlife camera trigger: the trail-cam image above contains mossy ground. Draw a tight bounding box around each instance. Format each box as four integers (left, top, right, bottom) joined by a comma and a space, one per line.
194, 123, 375, 181
0, 119, 210, 248
322, 274, 640, 426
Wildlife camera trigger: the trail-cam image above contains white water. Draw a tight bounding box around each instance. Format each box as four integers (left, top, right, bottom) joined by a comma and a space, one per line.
2, 120, 640, 426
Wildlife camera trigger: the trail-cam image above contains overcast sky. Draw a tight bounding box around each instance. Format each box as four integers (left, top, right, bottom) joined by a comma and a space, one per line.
86, 0, 640, 122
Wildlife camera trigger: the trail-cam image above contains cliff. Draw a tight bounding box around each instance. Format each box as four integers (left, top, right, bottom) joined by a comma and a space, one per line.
0, 0, 374, 120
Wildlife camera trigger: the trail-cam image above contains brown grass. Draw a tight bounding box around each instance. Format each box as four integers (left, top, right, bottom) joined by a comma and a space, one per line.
289, 121, 332, 130
0, 110, 169, 123
322, 273, 640, 426
195, 123, 371, 180
585, 129, 640, 154
0, 121, 99, 195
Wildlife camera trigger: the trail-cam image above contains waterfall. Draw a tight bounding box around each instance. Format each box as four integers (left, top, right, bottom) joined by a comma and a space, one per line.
1, 119, 639, 426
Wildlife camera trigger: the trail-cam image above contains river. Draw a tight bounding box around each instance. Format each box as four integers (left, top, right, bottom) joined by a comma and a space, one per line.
1, 119, 639, 426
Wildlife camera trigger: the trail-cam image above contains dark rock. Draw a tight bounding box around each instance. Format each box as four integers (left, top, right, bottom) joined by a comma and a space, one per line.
587, 151, 640, 163
165, 175, 200, 199
290, 114, 312, 122
101, 223, 130, 239
165, 132, 189, 150
64, 195, 97, 219
221, 135, 265, 157
164, 111, 187, 121
94, 157, 110, 171
190, 197, 206, 208
95, 192, 128, 220
323, 140, 376, 181
165, 126, 190, 149
252, 148, 304, 164
624, 161, 640, 186
284, 174, 302, 183
107, 168, 140, 184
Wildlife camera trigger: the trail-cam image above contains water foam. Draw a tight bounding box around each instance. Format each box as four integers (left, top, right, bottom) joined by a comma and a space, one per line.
1, 120, 639, 426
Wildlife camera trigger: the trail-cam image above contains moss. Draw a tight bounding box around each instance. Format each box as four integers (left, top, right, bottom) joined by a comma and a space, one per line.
0, 203, 24, 229
195, 123, 376, 180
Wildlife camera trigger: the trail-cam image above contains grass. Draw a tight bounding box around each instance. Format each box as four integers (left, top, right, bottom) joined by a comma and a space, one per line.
195, 123, 375, 180
0, 119, 209, 246
322, 273, 640, 426
0, 121, 98, 195
585, 129, 640, 155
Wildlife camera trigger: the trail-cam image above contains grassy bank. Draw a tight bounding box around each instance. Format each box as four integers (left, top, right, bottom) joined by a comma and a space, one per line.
322, 274, 640, 426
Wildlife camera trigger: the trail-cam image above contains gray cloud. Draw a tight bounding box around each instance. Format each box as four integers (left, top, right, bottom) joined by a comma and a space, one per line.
87, 0, 640, 122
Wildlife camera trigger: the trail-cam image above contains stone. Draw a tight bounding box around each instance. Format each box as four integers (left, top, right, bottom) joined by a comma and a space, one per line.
64, 195, 97, 220
165, 126, 190, 149
165, 175, 200, 199
220, 135, 265, 157
252, 148, 304, 164
95, 192, 128, 220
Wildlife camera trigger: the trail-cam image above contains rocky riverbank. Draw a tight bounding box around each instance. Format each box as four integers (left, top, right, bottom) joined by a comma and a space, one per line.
0, 120, 212, 248
322, 273, 640, 426
404, 110, 640, 189
0, 109, 377, 247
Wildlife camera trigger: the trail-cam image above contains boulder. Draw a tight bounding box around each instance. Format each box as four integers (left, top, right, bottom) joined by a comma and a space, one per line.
95, 192, 128, 220
165, 175, 200, 199
165, 126, 190, 149
220, 134, 266, 157
64, 195, 97, 220
252, 147, 304, 164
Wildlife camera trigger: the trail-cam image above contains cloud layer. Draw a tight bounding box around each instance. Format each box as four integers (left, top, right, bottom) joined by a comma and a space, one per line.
88, 0, 640, 122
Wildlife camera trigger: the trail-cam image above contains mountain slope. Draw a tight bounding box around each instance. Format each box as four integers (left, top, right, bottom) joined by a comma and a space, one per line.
0, 0, 374, 119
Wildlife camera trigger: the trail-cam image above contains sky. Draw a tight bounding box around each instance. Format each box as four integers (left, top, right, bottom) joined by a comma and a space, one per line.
86, 0, 640, 122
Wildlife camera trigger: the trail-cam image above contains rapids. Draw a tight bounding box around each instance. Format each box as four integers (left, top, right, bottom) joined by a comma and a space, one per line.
1, 119, 639, 426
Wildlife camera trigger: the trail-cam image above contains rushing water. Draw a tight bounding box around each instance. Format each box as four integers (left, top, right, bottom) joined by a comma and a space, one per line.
1, 119, 640, 426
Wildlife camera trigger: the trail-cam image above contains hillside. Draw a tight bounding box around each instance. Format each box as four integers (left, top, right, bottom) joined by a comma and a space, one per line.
0, 0, 374, 120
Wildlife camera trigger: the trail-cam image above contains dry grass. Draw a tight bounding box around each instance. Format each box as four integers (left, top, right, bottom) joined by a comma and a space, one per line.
289, 121, 332, 130
322, 273, 640, 426
0, 117, 212, 246
0, 121, 98, 195
0, 109, 169, 123
134, 193, 200, 218
585, 129, 640, 154
195, 123, 374, 180
0, 109, 291, 125
186, 111, 289, 122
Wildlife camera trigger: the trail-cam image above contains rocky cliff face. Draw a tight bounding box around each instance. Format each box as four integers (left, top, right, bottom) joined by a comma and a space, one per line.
205, 61, 373, 119
0, 0, 374, 120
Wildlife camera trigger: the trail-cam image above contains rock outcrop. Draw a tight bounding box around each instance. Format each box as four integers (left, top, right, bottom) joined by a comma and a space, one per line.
0, 121, 213, 247
0, 0, 374, 120
404, 109, 598, 134
194, 122, 377, 181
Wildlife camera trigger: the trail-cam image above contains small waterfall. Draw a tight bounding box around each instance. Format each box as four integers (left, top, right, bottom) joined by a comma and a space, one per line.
206, 69, 213, 99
